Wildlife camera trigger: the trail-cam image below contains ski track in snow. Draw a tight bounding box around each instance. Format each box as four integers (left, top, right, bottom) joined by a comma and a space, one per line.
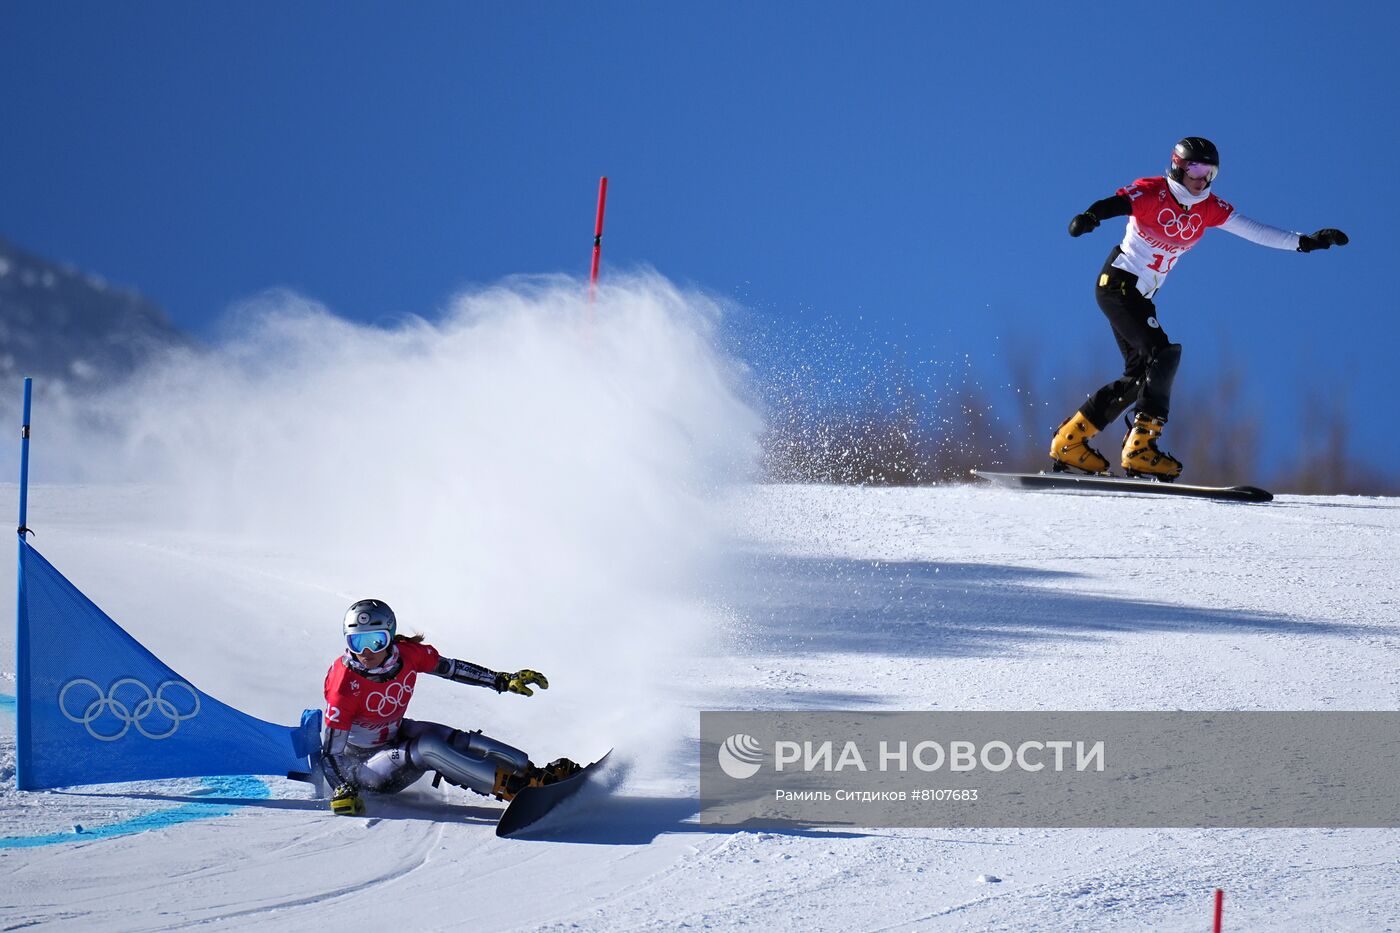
2, 482, 1399, 931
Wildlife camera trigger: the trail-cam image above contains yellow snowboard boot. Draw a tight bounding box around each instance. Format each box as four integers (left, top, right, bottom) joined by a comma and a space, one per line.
1121, 412, 1183, 480
1048, 411, 1109, 474
491, 758, 582, 800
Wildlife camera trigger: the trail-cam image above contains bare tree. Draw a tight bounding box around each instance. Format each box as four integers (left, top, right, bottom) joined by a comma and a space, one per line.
1165, 347, 1260, 488
756, 338, 1398, 495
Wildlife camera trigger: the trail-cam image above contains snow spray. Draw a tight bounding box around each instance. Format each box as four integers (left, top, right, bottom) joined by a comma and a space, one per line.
26, 273, 762, 772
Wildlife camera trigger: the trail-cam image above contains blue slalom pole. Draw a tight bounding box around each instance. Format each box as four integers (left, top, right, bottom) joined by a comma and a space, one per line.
19, 377, 32, 537
16, 377, 33, 788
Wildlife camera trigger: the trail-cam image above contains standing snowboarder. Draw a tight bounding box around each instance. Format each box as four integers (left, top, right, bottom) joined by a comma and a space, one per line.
321, 598, 579, 816
1048, 137, 1348, 479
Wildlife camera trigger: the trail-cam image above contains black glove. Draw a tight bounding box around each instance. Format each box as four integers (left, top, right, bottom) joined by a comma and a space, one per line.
1068, 213, 1100, 237
1297, 228, 1349, 252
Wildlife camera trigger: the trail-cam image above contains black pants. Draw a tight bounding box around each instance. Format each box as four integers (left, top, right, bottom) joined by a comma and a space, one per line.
1079, 249, 1181, 429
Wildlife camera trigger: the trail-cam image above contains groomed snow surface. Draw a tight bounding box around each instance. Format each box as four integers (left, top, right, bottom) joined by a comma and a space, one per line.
2, 278, 1398, 930
3, 482, 1398, 932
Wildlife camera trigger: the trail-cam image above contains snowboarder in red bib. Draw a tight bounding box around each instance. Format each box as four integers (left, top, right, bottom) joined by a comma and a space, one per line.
1049, 137, 1348, 479
321, 598, 579, 816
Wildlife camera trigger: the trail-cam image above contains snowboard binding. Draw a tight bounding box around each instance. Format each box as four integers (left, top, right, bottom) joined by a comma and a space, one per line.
492, 757, 583, 801
1122, 468, 1176, 483
1049, 459, 1110, 477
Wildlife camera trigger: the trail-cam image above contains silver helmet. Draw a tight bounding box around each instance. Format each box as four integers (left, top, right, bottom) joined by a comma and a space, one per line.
343, 598, 397, 653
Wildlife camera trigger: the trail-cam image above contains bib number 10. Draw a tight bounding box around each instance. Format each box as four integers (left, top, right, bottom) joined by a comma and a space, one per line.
1147, 253, 1178, 273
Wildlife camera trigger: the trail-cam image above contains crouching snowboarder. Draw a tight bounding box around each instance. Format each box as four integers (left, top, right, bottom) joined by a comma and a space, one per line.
321, 598, 580, 816
1050, 136, 1348, 480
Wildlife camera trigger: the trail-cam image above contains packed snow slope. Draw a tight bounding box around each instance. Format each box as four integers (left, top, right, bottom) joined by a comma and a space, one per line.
2, 277, 1398, 931
5, 484, 1399, 931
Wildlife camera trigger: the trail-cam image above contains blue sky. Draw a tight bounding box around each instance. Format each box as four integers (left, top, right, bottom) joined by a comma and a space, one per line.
5, 3, 1397, 474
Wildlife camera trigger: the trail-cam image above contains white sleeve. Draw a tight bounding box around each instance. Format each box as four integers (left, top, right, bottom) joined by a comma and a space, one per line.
1219, 212, 1301, 251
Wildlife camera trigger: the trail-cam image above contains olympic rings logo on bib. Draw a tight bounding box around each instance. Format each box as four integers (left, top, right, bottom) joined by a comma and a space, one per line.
1157, 208, 1203, 240
59, 678, 201, 741
364, 680, 413, 717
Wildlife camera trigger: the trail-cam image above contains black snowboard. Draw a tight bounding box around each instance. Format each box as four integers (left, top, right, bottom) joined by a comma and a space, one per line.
496, 750, 613, 837
972, 469, 1273, 503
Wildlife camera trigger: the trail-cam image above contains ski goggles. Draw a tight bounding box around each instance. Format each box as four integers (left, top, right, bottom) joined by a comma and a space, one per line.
1182, 161, 1218, 181
347, 630, 392, 654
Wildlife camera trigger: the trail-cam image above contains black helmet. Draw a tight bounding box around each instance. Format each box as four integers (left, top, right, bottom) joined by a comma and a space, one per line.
1168, 137, 1219, 185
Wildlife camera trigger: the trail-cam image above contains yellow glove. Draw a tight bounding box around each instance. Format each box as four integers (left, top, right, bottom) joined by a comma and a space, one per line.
498, 669, 549, 696
330, 784, 365, 816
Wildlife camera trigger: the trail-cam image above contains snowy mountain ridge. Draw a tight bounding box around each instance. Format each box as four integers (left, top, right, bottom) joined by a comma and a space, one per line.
0, 235, 190, 389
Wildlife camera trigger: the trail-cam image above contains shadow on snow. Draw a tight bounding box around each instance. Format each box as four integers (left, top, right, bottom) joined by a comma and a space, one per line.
716, 554, 1380, 660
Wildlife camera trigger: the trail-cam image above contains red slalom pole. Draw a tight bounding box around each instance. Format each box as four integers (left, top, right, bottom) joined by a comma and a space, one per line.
589, 176, 608, 303
1213, 888, 1224, 932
